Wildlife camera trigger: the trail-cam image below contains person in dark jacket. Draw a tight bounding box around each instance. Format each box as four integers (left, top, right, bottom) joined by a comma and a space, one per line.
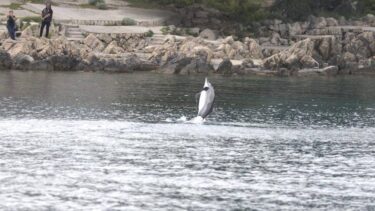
40, 2, 53, 38
6, 10, 16, 40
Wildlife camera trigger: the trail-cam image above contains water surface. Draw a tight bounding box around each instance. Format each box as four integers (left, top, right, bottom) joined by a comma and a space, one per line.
0, 71, 374, 210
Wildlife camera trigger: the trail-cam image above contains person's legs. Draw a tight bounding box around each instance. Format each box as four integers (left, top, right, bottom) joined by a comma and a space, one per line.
40, 21, 46, 37
45, 22, 50, 38
7, 26, 15, 40
12, 27, 16, 40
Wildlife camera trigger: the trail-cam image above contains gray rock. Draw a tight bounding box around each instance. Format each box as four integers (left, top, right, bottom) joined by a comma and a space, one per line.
326, 18, 339, 27
322, 65, 339, 76
0, 50, 13, 70
161, 54, 213, 75
216, 58, 232, 74
13, 54, 34, 70
199, 29, 219, 40
48, 55, 80, 71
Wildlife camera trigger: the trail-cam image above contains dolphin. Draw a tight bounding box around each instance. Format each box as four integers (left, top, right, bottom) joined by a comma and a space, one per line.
196, 78, 215, 120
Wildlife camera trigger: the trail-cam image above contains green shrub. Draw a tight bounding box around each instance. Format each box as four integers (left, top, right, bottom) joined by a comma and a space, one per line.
185, 28, 198, 37
145, 30, 154, 37
161, 26, 170, 35
88, 0, 99, 5
121, 17, 137, 26
9, 3, 22, 10
21, 16, 42, 23
96, 2, 107, 9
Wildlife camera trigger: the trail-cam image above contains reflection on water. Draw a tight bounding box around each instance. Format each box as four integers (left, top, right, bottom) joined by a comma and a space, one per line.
0, 71, 375, 210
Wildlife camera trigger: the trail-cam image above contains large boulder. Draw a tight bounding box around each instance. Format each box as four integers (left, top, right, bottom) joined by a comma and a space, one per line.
245, 38, 263, 59
263, 38, 319, 70
84, 34, 105, 51
103, 41, 125, 54
309, 16, 327, 29
48, 55, 81, 71
344, 32, 375, 60
199, 29, 219, 40
0, 50, 13, 70
13, 54, 34, 70
215, 58, 232, 75
160, 53, 214, 75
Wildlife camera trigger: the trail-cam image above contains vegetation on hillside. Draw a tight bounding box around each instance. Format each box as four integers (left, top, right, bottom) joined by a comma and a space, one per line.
127, 0, 375, 22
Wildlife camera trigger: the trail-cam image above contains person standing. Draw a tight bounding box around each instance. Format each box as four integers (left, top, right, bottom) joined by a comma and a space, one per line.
40, 2, 53, 38
6, 10, 16, 40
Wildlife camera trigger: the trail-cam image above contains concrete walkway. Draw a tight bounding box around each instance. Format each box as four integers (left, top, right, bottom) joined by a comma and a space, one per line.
79, 25, 163, 34
23, 3, 173, 26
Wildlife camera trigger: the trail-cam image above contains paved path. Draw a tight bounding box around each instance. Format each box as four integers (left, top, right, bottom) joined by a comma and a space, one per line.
330, 25, 375, 32
23, 3, 173, 26
79, 25, 163, 34
0, 7, 36, 17
0, 0, 13, 5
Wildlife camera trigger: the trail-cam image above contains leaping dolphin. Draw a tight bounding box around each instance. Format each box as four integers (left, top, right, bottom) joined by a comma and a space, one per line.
196, 78, 215, 120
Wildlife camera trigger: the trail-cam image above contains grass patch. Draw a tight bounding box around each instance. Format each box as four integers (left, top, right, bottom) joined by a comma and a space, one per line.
126, 0, 163, 9
26, 0, 58, 6
78, 4, 97, 9
161, 26, 170, 35
21, 16, 42, 23
0, 3, 22, 10
89, 0, 107, 9
19, 16, 42, 30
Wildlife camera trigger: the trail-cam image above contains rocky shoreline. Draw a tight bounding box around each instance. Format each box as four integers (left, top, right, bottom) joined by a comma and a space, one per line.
1, 14, 375, 76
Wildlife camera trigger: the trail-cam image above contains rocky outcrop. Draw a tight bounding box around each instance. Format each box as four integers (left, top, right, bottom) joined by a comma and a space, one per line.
263, 38, 319, 70
84, 34, 105, 52
215, 58, 233, 75
0, 32, 155, 72
0, 50, 13, 70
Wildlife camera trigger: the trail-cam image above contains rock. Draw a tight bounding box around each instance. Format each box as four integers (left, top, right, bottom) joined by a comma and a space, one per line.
343, 52, 357, 62
189, 27, 200, 36
288, 22, 303, 36
322, 65, 339, 76
0, 50, 13, 70
317, 36, 336, 60
7, 41, 32, 57
310, 16, 327, 29
326, 18, 339, 27
191, 46, 213, 62
161, 53, 214, 75
244, 38, 263, 59
84, 34, 105, 51
338, 16, 347, 25
216, 58, 232, 74
97, 33, 112, 44
21, 24, 42, 38
300, 55, 319, 68
1, 39, 17, 51
48, 55, 80, 71
103, 41, 125, 54
195, 10, 209, 19
345, 32, 375, 60
223, 36, 234, 45
199, 29, 219, 40
263, 38, 319, 70
270, 32, 281, 45
13, 54, 34, 70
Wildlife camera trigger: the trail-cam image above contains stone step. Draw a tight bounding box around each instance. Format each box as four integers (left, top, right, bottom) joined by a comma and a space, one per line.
67, 31, 83, 35
68, 28, 81, 31
67, 37, 83, 41
67, 34, 85, 38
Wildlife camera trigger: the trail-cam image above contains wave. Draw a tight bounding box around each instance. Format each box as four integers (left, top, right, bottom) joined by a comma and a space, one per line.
0, 119, 374, 142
